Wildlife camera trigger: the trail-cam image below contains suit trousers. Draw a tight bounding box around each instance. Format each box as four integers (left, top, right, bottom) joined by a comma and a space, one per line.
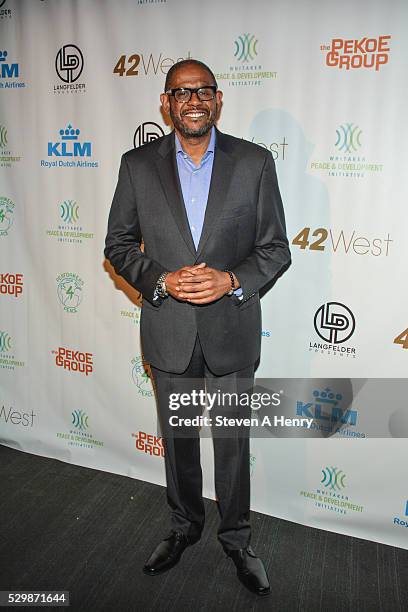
151, 335, 254, 551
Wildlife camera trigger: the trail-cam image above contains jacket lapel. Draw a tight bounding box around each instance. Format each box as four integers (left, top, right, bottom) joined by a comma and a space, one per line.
156, 132, 196, 256
195, 129, 235, 261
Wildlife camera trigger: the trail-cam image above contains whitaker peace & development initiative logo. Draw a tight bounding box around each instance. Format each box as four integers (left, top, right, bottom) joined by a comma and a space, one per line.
41, 124, 99, 168
214, 33, 277, 88
311, 123, 383, 179
54, 44, 86, 94
46, 199, 94, 244
0, 124, 21, 167
56, 410, 104, 450
0, 330, 25, 371
56, 273, 84, 313
300, 466, 364, 516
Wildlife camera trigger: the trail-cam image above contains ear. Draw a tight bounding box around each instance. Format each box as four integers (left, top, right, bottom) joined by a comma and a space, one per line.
160, 92, 170, 116
216, 90, 223, 105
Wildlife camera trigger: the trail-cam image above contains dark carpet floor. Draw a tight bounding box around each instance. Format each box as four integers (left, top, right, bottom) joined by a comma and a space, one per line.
0, 444, 407, 611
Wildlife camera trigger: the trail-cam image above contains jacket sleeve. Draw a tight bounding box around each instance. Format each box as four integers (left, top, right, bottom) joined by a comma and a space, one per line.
104, 154, 167, 305
231, 151, 291, 303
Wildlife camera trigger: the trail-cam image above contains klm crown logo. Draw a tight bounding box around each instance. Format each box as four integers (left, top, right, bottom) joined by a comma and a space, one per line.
0, 50, 18, 78
321, 466, 346, 491
48, 124, 91, 157
234, 34, 259, 62
296, 388, 357, 425
335, 123, 362, 153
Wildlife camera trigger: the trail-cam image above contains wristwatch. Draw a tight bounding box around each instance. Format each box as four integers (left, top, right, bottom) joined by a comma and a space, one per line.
156, 272, 169, 298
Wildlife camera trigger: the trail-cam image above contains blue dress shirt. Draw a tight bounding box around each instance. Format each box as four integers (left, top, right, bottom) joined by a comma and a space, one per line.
175, 127, 242, 297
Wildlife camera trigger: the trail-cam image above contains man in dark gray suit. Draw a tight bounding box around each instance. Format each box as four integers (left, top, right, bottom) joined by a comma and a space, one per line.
104, 59, 291, 596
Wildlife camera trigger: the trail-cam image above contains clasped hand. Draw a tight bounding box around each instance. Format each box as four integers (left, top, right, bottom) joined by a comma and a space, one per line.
165, 263, 238, 305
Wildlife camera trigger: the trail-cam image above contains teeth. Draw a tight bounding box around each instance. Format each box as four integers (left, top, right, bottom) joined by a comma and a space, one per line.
185, 112, 206, 118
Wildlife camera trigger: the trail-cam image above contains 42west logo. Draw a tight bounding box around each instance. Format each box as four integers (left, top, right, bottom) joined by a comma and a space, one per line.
394, 328, 408, 350
113, 51, 192, 77
292, 227, 392, 257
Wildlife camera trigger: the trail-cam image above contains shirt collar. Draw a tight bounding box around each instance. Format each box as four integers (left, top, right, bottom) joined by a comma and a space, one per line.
175, 126, 216, 158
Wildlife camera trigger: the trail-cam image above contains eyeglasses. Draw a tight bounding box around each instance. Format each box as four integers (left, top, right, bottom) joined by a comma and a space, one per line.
165, 86, 217, 103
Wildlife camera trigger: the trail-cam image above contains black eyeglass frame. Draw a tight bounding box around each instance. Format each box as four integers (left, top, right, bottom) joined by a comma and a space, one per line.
165, 85, 217, 102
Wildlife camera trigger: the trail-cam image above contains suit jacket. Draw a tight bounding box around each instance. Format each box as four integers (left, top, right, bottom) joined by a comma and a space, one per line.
104, 127, 291, 375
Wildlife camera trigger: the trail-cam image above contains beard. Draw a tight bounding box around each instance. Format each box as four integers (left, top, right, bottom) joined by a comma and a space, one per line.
170, 105, 217, 138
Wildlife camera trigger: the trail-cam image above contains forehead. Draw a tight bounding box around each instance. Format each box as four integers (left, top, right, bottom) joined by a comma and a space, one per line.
168, 64, 214, 88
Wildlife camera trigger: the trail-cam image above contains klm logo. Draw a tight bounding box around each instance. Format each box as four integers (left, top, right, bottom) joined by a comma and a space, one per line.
0, 50, 18, 78
296, 388, 357, 425
48, 124, 91, 157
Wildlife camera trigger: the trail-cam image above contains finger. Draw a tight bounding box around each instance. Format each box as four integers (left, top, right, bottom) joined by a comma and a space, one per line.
179, 274, 212, 284
178, 288, 213, 300
179, 281, 211, 293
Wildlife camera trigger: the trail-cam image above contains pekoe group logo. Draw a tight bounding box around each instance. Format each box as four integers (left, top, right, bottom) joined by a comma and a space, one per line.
41, 124, 99, 169
52, 346, 93, 376
214, 33, 277, 88
54, 44, 86, 94
393, 501, 408, 530
0, 50, 26, 89
292, 226, 392, 258
46, 199, 94, 244
113, 50, 192, 78
321, 36, 391, 71
309, 302, 357, 358
0, 124, 22, 168
132, 431, 164, 457
310, 123, 383, 179
134, 122, 165, 148
0, 196, 15, 236
0, 273, 23, 297
56, 410, 104, 450
300, 466, 364, 516
0, 330, 25, 371
56, 273, 84, 313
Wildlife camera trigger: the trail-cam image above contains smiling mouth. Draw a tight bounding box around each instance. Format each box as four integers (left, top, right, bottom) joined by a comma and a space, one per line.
183, 111, 208, 120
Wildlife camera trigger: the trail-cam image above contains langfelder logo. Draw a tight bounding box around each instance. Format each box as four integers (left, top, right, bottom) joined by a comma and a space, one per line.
314, 302, 355, 344
134, 122, 164, 148
55, 44, 84, 83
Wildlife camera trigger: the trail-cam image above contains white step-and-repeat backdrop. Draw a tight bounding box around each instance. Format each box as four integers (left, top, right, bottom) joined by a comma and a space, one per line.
1, 0, 408, 549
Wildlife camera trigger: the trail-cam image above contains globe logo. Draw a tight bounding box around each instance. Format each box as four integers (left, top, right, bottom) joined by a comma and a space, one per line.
56, 273, 84, 313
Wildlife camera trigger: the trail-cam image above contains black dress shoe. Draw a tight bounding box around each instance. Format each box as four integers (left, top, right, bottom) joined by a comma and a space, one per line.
227, 546, 271, 596
143, 530, 197, 576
